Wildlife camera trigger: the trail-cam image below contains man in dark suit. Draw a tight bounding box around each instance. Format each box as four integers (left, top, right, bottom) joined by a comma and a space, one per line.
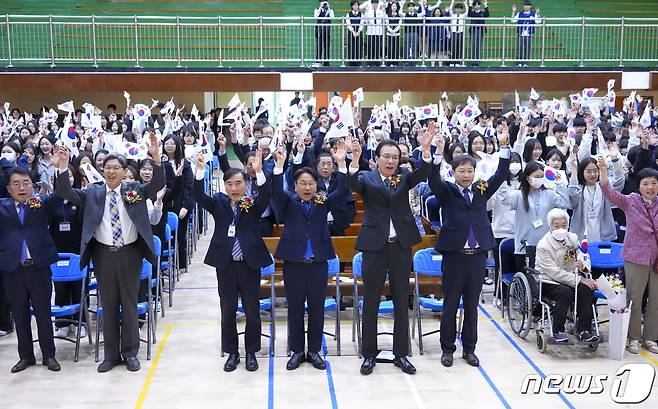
428, 122, 510, 367
347, 129, 433, 375
0, 167, 61, 373
192, 151, 271, 372
55, 130, 165, 372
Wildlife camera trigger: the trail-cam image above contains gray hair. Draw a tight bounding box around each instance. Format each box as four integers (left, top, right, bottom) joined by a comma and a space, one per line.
546, 208, 570, 226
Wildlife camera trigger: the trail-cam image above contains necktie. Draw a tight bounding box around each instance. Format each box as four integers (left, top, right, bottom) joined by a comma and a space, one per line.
462, 188, 478, 248
17, 203, 28, 262
109, 191, 124, 247
230, 202, 243, 261
384, 177, 392, 194
303, 201, 314, 259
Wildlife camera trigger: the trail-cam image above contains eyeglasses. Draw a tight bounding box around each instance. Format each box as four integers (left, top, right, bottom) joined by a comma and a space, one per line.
584, 170, 600, 175
296, 182, 317, 188
10, 181, 32, 188
105, 166, 124, 171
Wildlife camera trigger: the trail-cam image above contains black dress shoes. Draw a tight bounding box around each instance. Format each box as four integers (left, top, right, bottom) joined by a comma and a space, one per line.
126, 357, 141, 372
306, 352, 326, 370
223, 353, 240, 372
360, 357, 376, 375
393, 356, 416, 374
11, 358, 36, 373
245, 353, 258, 371
42, 357, 61, 372
97, 359, 123, 373
462, 352, 480, 367
286, 352, 305, 370
441, 353, 454, 367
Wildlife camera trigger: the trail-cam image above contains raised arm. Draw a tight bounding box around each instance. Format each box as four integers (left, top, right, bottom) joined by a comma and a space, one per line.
250, 149, 271, 214
192, 153, 217, 212
54, 145, 87, 205
598, 154, 629, 211
326, 140, 348, 210
484, 128, 511, 200
271, 146, 292, 215
142, 130, 166, 201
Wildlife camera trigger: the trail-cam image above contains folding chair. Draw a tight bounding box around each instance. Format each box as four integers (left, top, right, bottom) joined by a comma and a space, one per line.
164, 212, 180, 282
495, 237, 517, 319
151, 235, 164, 325
285, 257, 342, 356
411, 248, 463, 355
221, 255, 277, 357
161, 224, 175, 307
43, 253, 92, 362
94, 259, 155, 362
351, 252, 412, 358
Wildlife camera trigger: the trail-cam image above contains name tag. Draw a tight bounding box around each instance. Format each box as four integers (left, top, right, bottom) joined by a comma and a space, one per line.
431, 254, 443, 261
227, 224, 236, 238
600, 248, 612, 255
532, 219, 544, 229
59, 222, 71, 232
56, 260, 70, 267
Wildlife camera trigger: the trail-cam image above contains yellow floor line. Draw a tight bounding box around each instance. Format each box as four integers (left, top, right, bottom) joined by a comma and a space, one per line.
639, 350, 658, 367
134, 324, 173, 409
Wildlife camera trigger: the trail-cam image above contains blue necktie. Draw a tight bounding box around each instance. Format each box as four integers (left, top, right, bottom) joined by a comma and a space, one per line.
462, 188, 478, 248
17, 203, 28, 262
230, 202, 243, 261
303, 202, 314, 259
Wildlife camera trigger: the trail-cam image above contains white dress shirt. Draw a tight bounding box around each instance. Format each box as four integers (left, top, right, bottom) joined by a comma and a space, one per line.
95, 185, 138, 246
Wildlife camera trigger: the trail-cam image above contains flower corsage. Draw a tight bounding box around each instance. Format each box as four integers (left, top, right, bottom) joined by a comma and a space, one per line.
313, 191, 327, 205
238, 196, 254, 213
475, 179, 488, 195
123, 190, 142, 205
27, 196, 42, 209
389, 174, 401, 189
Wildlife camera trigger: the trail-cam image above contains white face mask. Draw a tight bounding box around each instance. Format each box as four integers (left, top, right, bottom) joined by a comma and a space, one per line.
529, 176, 544, 189
1, 152, 16, 162
509, 163, 522, 175
551, 228, 568, 241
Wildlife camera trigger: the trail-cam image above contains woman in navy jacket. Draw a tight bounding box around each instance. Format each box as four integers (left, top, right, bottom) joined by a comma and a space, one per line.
271, 142, 347, 371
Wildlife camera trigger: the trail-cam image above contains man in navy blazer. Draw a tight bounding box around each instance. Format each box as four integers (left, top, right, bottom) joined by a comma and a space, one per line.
271, 143, 347, 371
428, 122, 511, 368
192, 151, 271, 372
0, 167, 61, 373
347, 129, 433, 376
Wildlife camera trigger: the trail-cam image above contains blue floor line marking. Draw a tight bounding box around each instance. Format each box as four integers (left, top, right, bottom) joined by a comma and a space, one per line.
478, 304, 576, 409
321, 335, 339, 409
457, 336, 511, 409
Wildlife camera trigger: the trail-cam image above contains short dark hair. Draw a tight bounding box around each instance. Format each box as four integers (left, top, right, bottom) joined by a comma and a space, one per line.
451, 154, 477, 170
375, 140, 401, 158
573, 117, 586, 127
316, 152, 334, 163
103, 154, 127, 169
107, 104, 117, 110
223, 167, 247, 182
294, 167, 319, 182
553, 123, 568, 133
637, 168, 658, 184
7, 167, 33, 184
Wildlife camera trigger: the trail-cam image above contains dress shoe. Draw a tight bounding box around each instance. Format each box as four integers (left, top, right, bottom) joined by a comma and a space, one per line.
462, 352, 480, 367
286, 352, 305, 370
42, 357, 61, 372
306, 352, 326, 370
11, 358, 36, 373
360, 357, 376, 375
97, 359, 123, 373
393, 356, 416, 374
223, 353, 240, 372
245, 353, 258, 371
126, 357, 141, 372
441, 353, 453, 367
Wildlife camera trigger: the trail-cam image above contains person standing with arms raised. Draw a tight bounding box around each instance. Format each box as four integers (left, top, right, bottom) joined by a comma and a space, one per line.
55, 130, 165, 373
192, 150, 271, 372
348, 126, 433, 375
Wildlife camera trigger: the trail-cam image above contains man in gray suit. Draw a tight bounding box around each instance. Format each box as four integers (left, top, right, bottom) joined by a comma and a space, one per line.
54, 130, 165, 372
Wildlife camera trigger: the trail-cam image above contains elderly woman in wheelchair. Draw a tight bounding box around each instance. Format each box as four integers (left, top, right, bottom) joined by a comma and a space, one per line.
534, 208, 599, 345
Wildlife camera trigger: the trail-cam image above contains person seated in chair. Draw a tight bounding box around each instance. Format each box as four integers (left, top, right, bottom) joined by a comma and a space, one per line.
535, 208, 598, 344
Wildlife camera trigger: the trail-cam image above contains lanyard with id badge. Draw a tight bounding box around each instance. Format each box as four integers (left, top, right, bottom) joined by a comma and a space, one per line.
531, 192, 543, 229
227, 203, 239, 238
59, 203, 73, 232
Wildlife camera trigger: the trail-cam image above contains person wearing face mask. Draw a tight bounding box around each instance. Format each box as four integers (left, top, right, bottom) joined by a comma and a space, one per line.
271, 143, 347, 372
535, 208, 598, 344
600, 157, 658, 355
501, 161, 570, 270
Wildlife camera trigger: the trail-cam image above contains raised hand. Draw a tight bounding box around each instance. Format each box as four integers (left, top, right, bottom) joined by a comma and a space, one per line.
253, 149, 263, 173
156, 187, 166, 203
195, 153, 206, 172
351, 138, 362, 163
570, 151, 578, 170
419, 122, 435, 152
216, 133, 227, 152
331, 139, 347, 166
147, 131, 161, 163
55, 145, 70, 170
497, 123, 510, 146
175, 161, 185, 177
272, 146, 286, 167
609, 142, 620, 160
434, 133, 446, 154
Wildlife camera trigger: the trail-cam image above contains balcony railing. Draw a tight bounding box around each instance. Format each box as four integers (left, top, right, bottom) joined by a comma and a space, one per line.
1, 15, 657, 68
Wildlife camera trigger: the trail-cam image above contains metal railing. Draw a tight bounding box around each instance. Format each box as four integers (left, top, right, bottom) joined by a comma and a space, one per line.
1, 15, 657, 68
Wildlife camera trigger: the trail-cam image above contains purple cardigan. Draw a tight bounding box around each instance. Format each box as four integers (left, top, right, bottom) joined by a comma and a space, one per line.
601, 181, 658, 267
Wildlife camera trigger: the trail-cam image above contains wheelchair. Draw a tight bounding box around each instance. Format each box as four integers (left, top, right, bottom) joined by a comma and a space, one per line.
507, 264, 601, 353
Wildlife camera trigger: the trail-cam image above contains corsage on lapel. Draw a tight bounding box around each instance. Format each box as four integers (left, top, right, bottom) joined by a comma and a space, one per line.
27, 196, 42, 209
389, 174, 401, 189
313, 191, 327, 205
475, 179, 488, 195
563, 246, 577, 264
238, 196, 254, 213
123, 189, 142, 205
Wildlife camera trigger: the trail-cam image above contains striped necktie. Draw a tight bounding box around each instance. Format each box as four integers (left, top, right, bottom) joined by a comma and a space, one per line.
231, 202, 243, 261
109, 191, 124, 247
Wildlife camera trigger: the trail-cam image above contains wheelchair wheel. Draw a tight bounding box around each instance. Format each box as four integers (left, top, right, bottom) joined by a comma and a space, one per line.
536, 330, 547, 353
588, 341, 599, 352
508, 272, 533, 339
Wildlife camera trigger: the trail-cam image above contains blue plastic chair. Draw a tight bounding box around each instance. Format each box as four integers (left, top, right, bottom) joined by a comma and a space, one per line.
41, 253, 91, 361
424, 195, 442, 231
161, 223, 175, 307
94, 259, 155, 362
152, 235, 164, 324
351, 252, 411, 358
588, 242, 624, 320
411, 248, 464, 354
164, 212, 180, 282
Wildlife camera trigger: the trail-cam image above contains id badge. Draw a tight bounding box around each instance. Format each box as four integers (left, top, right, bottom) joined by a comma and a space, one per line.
227, 224, 236, 238
59, 222, 71, 232
532, 219, 544, 229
